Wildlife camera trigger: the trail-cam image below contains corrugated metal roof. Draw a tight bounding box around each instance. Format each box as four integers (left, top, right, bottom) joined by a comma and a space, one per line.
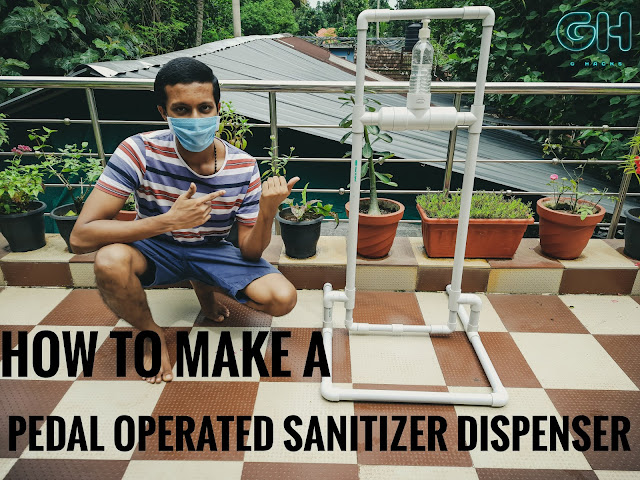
65, 36, 640, 213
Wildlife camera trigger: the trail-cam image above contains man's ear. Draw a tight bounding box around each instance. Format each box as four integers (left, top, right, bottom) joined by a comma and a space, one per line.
157, 105, 167, 120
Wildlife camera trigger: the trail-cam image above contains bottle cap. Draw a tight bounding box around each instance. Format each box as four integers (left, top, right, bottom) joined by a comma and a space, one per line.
419, 19, 431, 39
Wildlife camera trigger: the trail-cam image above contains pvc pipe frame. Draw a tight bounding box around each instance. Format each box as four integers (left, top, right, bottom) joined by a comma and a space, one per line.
321, 7, 508, 407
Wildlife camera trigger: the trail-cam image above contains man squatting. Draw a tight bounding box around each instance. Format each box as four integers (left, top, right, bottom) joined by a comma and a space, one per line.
70, 57, 299, 384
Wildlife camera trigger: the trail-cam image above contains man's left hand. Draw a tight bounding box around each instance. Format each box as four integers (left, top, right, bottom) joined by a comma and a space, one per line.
260, 176, 300, 216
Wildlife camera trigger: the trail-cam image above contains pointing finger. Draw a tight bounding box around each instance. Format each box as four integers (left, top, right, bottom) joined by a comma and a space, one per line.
196, 190, 226, 204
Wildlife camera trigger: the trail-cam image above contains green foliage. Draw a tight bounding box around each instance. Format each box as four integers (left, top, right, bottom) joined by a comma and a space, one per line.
122, 194, 137, 211
0, 113, 8, 147
282, 182, 339, 225
416, 191, 533, 219
619, 135, 640, 186
261, 136, 295, 179
241, 0, 299, 35
339, 93, 395, 215
29, 128, 102, 215
0, 155, 46, 215
218, 101, 253, 150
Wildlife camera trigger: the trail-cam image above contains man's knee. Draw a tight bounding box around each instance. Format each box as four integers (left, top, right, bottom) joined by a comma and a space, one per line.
268, 283, 297, 317
94, 244, 140, 288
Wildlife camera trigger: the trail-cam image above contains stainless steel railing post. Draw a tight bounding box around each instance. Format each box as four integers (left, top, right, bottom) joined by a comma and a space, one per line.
269, 91, 278, 159
85, 88, 106, 167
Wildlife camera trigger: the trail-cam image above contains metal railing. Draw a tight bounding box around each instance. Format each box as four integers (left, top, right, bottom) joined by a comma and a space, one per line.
1, 76, 639, 235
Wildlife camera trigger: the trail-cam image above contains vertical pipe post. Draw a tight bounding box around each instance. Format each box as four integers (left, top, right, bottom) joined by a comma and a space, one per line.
443, 92, 462, 195
449, 22, 493, 296
85, 88, 106, 167
608, 113, 640, 239
232, 0, 241, 37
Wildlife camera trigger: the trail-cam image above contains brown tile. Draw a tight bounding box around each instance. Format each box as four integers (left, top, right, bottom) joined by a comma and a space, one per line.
476, 469, 597, 480
546, 389, 640, 471
194, 292, 272, 328
69, 251, 97, 263
242, 462, 358, 480
356, 237, 417, 266
594, 335, 640, 389
263, 236, 283, 265
488, 239, 564, 269
431, 331, 541, 388
633, 296, 640, 306
78, 327, 191, 381
480, 332, 541, 388
352, 384, 472, 466
486, 294, 589, 333
1, 262, 73, 287
6, 460, 129, 480
132, 381, 259, 460
0, 380, 73, 457
0, 326, 35, 362
353, 291, 425, 325
39, 289, 118, 326
559, 268, 637, 295
264, 327, 350, 383
416, 267, 489, 292
278, 265, 346, 290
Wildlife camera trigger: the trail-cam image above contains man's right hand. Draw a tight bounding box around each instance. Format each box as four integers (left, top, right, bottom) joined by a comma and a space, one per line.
164, 182, 226, 230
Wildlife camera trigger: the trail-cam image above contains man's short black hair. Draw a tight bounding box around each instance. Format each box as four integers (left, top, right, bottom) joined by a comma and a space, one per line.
154, 57, 221, 109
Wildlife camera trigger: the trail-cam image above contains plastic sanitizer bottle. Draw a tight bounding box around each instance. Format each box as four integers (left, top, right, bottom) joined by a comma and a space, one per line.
407, 19, 434, 110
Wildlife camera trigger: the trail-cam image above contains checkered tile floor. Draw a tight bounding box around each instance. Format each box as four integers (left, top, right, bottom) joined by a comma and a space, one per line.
1, 287, 639, 479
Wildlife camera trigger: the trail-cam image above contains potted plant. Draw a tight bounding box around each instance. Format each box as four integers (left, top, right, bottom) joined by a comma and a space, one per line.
416, 191, 534, 258
537, 164, 609, 260
339, 95, 402, 258
115, 193, 137, 221
30, 127, 101, 252
619, 134, 640, 259
276, 182, 339, 259
0, 145, 48, 252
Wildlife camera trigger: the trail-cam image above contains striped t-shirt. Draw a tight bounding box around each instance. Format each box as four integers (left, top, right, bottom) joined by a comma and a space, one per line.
95, 130, 261, 244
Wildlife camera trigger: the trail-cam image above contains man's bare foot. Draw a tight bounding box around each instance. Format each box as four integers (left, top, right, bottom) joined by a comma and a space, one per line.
206, 303, 230, 323
141, 329, 173, 384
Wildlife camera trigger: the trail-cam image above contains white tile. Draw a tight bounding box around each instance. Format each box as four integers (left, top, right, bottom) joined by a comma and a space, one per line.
244, 382, 357, 464
559, 240, 637, 269
0, 325, 112, 380
416, 292, 507, 332
115, 289, 199, 328
0, 287, 71, 326
595, 470, 640, 480
453, 387, 592, 469
487, 269, 562, 294
1, 234, 73, 262
123, 460, 243, 479
22, 380, 165, 460
0, 458, 17, 478
349, 334, 446, 386
172, 327, 269, 382
359, 465, 479, 480
631, 273, 640, 295
271, 290, 346, 329
512, 333, 638, 390
560, 295, 640, 334
355, 266, 417, 291
70, 263, 97, 287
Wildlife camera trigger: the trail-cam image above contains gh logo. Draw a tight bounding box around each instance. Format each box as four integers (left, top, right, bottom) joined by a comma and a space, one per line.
556, 11, 632, 52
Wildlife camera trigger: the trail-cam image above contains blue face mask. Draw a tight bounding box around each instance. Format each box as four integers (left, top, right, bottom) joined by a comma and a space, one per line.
167, 116, 220, 152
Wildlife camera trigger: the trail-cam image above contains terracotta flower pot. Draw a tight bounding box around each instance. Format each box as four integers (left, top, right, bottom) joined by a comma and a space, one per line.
536, 197, 605, 260
115, 210, 137, 221
345, 198, 404, 258
416, 204, 533, 258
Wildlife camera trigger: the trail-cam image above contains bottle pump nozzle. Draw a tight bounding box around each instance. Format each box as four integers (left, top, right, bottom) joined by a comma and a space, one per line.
419, 19, 430, 39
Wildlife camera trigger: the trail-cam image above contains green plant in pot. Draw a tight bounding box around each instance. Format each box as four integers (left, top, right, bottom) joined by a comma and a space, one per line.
537, 160, 611, 259
619, 134, 640, 260
277, 182, 339, 259
115, 193, 137, 221
416, 191, 534, 258
339, 94, 403, 258
0, 144, 48, 252
31, 127, 102, 252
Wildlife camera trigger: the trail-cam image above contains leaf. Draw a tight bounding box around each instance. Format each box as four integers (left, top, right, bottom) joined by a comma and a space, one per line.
377, 133, 392, 143
362, 143, 372, 159
582, 144, 600, 155
339, 131, 352, 144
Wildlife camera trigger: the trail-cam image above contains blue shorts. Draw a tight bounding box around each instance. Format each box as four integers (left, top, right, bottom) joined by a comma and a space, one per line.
130, 235, 281, 303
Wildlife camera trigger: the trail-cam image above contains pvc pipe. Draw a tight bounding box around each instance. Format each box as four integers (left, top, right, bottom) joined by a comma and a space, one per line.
347, 322, 454, 335
360, 107, 476, 131
356, 6, 494, 30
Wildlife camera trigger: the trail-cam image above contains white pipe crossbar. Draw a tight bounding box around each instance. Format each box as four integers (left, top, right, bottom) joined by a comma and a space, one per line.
320, 6, 508, 407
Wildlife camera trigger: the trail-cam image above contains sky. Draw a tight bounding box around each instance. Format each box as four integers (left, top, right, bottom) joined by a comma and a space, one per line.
306, 0, 399, 8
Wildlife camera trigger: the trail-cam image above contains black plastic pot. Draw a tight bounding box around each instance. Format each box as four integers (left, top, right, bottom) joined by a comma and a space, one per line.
624, 207, 640, 260
0, 201, 47, 252
276, 208, 323, 259
50, 203, 78, 252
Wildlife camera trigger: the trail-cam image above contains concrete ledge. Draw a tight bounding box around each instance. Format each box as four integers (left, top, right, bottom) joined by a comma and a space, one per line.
0, 234, 638, 294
